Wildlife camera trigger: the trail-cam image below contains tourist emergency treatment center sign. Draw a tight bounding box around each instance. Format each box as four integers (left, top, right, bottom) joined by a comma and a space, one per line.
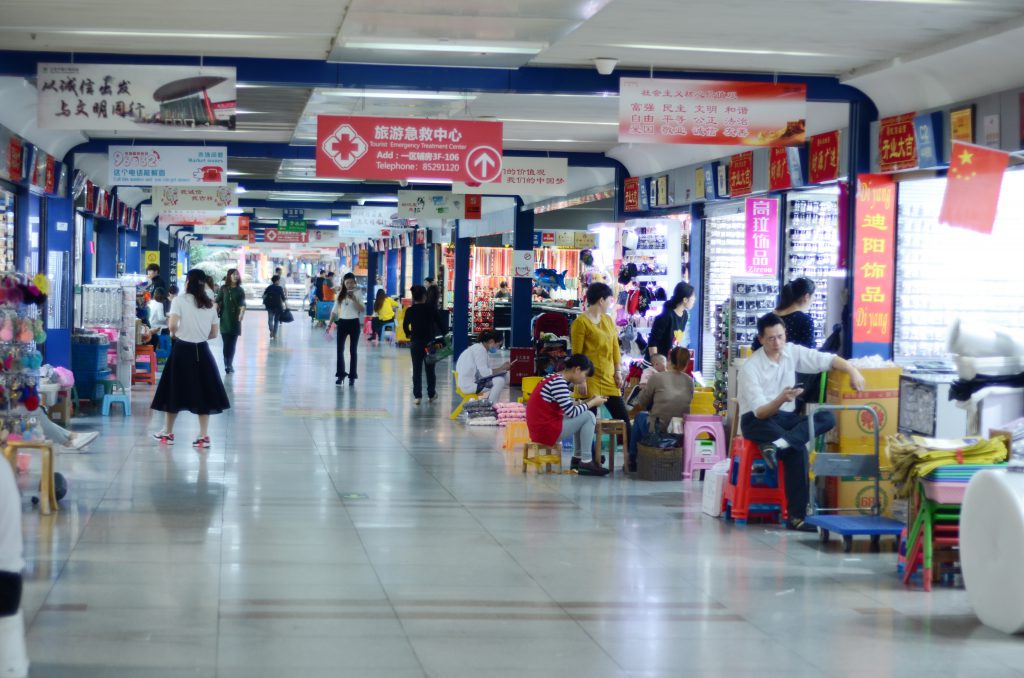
316, 115, 503, 183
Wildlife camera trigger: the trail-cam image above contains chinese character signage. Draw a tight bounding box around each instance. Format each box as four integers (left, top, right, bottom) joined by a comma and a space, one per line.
878, 114, 917, 172
624, 177, 640, 212
729, 151, 754, 196
263, 228, 307, 244
152, 185, 237, 210
109, 146, 227, 186
574, 232, 597, 248
618, 77, 806, 147
279, 219, 307, 233
451, 156, 567, 196
809, 130, 841, 184
950, 106, 974, 143
744, 197, 779, 276
160, 210, 227, 227
316, 115, 503, 183
2, 132, 23, 183
769, 147, 792, 191
349, 205, 397, 239
195, 215, 246, 237
38, 64, 236, 131
852, 174, 896, 347
913, 113, 942, 169
397, 191, 471, 219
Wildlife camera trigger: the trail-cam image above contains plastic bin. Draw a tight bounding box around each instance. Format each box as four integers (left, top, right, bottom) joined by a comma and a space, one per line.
71, 343, 109, 371
73, 369, 111, 401
702, 459, 731, 517
637, 444, 682, 481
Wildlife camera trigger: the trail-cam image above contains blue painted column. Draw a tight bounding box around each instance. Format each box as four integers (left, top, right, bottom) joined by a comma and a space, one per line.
452, 219, 471, 362
14, 187, 40, 274
82, 215, 94, 284
688, 202, 705, 369
125, 230, 141, 273
399, 246, 407, 297
386, 248, 398, 295
43, 193, 73, 368
366, 246, 377, 306
411, 233, 424, 291
95, 220, 117, 278
427, 243, 436, 280
511, 200, 534, 348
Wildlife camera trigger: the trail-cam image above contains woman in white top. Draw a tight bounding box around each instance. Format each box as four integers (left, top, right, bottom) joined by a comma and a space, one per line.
0, 458, 29, 677
143, 287, 170, 347
150, 269, 231, 449
329, 272, 365, 386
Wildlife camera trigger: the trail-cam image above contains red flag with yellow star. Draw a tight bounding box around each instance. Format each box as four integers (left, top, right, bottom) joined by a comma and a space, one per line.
939, 141, 1010, 234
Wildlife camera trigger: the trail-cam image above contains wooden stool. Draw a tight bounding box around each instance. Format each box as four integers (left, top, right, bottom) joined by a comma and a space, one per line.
3, 441, 57, 515
522, 442, 563, 474
596, 419, 627, 475
502, 421, 531, 452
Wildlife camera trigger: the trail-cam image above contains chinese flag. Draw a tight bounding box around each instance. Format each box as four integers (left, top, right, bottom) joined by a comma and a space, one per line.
939, 141, 1009, 234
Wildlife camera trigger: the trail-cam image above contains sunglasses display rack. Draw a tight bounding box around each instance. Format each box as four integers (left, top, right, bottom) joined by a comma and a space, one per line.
701, 207, 746, 376
712, 302, 730, 414
730, 277, 779, 360
784, 194, 840, 347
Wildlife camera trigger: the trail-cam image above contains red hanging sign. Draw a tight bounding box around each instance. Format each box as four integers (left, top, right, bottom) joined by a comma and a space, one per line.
465, 194, 482, 220
264, 228, 307, 244
878, 114, 917, 173
939, 141, 1009, 235
729, 151, 754, 197
85, 181, 94, 211
316, 115, 503, 183
768, 147, 791, 192
852, 174, 896, 345
624, 177, 641, 211
44, 156, 56, 194
7, 137, 22, 182
809, 130, 841, 184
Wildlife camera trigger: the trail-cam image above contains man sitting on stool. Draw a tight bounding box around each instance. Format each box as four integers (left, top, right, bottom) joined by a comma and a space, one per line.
739, 313, 865, 532
455, 330, 511, 404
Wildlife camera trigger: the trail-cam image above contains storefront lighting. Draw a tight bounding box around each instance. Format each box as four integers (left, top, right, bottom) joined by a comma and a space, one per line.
407, 178, 453, 185
224, 207, 245, 215
315, 219, 341, 227
341, 40, 546, 55
234, 186, 247, 194
43, 29, 289, 40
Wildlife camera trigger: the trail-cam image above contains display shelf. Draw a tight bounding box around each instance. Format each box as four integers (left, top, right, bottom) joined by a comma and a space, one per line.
0, 190, 16, 274
729, 277, 779, 358
784, 193, 840, 347
702, 206, 746, 376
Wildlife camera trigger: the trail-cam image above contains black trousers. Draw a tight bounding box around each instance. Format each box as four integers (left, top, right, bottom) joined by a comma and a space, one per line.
336, 318, 361, 379
409, 340, 437, 399
587, 394, 630, 460
0, 571, 22, 616
222, 332, 239, 368
267, 309, 281, 335
740, 409, 837, 520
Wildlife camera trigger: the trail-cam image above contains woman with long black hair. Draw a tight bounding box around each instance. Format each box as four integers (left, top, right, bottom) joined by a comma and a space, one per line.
646, 281, 695, 361
151, 269, 231, 449
215, 268, 246, 374
330, 272, 365, 386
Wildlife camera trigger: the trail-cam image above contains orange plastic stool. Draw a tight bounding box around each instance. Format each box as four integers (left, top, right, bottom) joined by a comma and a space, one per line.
721, 437, 788, 524
133, 345, 156, 385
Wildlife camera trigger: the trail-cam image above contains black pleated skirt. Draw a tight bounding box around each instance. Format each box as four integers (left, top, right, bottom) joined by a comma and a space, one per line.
151, 340, 231, 415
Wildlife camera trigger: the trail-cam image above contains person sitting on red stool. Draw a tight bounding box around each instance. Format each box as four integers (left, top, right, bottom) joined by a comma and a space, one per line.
738, 313, 865, 532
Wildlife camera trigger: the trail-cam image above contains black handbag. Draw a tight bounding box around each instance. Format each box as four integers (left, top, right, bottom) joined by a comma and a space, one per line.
279, 309, 295, 323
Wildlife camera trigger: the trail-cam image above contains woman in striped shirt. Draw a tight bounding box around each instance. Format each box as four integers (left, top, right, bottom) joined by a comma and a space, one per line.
526, 354, 609, 476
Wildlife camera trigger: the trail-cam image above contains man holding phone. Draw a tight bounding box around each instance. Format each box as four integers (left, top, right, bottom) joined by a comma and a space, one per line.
739, 313, 866, 531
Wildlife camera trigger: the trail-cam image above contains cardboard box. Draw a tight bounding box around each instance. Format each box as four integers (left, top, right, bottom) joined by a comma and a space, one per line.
827, 471, 897, 518
826, 367, 901, 457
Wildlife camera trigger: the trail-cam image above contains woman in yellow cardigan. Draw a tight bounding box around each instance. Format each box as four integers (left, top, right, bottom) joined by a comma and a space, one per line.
570, 282, 629, 471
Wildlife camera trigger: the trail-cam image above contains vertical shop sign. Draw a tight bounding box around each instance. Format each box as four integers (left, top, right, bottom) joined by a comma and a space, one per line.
729, 152, 754, 197
7, 136, 23, 182
694, 168, 706, 199
744, 197, 779, 276
638, 177, 650, 209
769, 147, 792, 191
465, 194, 482, 220
624, 177, 640, 211
939, 141, 1009, 235
878, 114, 917, 172
950, 106, 974, 143
852, 174, 896, 347
809, 131, 840, 184
913, 113, 941, 169
704, 163, 717, 199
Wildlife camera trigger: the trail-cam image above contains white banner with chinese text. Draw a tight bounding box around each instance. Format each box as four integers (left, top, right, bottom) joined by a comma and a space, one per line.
451, 157, 568, 196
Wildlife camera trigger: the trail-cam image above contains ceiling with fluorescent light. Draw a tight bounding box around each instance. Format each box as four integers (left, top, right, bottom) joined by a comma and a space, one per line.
1, 0, 1023, 198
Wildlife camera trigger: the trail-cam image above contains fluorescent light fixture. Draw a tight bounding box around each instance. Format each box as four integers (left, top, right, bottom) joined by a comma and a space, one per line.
407, 178, 453, 185
341, 40, 546, 55
357, 197, 399, 205
234, 186, 247, 194
267, 192, 344, 203
506, 138, 593, 143
315, 219, 340, 227
323, 90, 477, 101
499, 118, 617, 126
609, 43, 834, 58
225, 170, 250, 177
35, 29, 290, 40
224, 207, 245, 215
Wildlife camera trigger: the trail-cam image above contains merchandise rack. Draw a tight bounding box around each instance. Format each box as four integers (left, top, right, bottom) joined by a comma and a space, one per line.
729, 277, 778, 359
702, 206, 746, 375
621, 219, 683, 339
784, 193, 839, 347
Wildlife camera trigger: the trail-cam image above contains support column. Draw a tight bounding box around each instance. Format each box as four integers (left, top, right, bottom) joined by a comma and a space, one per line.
95, 220, 117, 278
452, 219, 471, 362
399, 245, 407, 298
511, 200, 534, 348
386, 248, 398, 295
43, 192, 73, 368
82, 215, 95, 284
366, 246, 377, 306
688, 202, 705, 369
411, 232, 424, 289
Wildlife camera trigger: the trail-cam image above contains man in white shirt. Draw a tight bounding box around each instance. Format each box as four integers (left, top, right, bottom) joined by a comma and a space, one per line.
739, 313, 866, 532
455, 330, 511, 405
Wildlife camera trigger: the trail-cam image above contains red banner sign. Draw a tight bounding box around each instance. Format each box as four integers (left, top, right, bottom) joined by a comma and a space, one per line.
541, 232, 555, 245
878, 114, 917, 173
809, 130, 841, 184
44, 156, 56, 194
852, 174, 897, 344
768, 147, 791, 192
465, 194, 482, 220
624, 177, 640, 211
7, 137, 22, 182
729, 151, 754, 197
264, 228, 308, 244
316, 115, 503, 183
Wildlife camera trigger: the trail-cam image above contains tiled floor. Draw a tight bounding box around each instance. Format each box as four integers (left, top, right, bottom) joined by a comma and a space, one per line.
12, 315, 1024, 676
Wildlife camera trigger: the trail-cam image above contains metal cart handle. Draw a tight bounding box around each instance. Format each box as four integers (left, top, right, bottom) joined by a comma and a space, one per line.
806, 403, 883, 517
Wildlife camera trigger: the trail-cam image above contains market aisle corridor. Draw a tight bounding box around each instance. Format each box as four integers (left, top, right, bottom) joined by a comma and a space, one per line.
13, 315, 1024, 677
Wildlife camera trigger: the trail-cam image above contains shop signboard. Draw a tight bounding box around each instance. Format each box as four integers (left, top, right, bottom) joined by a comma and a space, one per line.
694, 168, 706, 199
109, 145, 227, 186
541, 232, 555, 245
159, 210, 223, 227
950, 106, 974, 143
809, 131, 841, 184
531, 232, 542, 247
37, 63, 237, 131
574, 232, 597, 249
279, 219, 307, 233
451, 156, 568, 196
308, 229, 343, 247
638, 176, 650, 209
744, 197, 779, 276
195, 215, 247, 236
316, 115, 503, 183
648, 177, 659, 208
397, 190, 470, 219
878, 114, 917, 173
769, 146, 792, 191
624, 177, 641, 212
852, 174, 897, 353
717, 165, 729, 197
703, 163, 717, 200
144, 250, 160, 268
619, 77, 806, 146
913, 113, 942, 169
349, 205, 396, 239
2, 133, 23, 182
555, 231, 575, 248
152, 184, 237, 210
729, 151, 754, 196
263, 228, 307, 244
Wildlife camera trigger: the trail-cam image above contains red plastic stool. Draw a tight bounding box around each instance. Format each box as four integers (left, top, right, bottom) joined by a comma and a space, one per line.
682, 414, 727, 479
721, 437, 788, 525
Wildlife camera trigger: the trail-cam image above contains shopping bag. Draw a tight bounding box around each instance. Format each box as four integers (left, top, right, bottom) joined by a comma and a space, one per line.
425, 334, 453, 365
640, 418, 681, 449
279, 309, 295, 323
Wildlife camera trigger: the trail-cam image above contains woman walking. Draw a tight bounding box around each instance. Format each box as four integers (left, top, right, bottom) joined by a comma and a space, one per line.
215, 268, 246, 374
151, 269, 231, 449
403, 285, 442, 404
570, 282, 629, 472
263, 274, 288, 340
330, 272, 364, 386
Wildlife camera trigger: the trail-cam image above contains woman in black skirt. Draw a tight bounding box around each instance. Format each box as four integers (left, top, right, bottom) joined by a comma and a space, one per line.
151, 269, 231, 449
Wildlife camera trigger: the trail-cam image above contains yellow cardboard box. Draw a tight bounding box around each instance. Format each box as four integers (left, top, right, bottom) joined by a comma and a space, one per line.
831, 472, 896, 518
825, 367, 902, 458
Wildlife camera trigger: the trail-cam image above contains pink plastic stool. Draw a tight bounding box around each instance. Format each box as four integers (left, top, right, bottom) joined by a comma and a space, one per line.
363, 316, 373, 337
682, 414, 727, 479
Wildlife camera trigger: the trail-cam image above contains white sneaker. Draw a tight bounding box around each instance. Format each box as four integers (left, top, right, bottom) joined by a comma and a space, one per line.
414, 398, 422, 405
67, 431, 99, 450
0, 611, 29, 677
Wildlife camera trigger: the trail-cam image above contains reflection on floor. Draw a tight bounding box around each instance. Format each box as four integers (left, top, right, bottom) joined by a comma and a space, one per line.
13, 314, 1024, 677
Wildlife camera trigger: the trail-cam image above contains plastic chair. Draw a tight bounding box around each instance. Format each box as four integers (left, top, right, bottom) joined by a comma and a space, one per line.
3, 441, 57, 514
502, 421, 531, 452
450, 371, 483, 420
721, 437, 788, 525
683, 414, 727, 480
517, 376, 543, 404
380, 321, 397, 345
101, 380, 132, 416
155, 334, 172, 363
523, 442, 562, 474
133, 345, 156, 385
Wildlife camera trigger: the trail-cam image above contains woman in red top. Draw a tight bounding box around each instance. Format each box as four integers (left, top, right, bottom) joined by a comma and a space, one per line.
526, 354, 609, 476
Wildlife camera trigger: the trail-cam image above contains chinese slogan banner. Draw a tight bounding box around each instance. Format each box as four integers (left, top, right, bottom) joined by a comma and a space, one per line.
152, 185, 236, 210
878, 114, 917, 173
451, 156, 567, 196
624, 177, 641, 212
109, 146, 227, 186
729, 151, 754, 196
852, 174, 896, 344
769, 147, 792, 192
38, 64, 236, 131
744, 197, 779, 276
397, 191, 471, 219
809, 130, 841, 184
317, 115, 503, 183
619, 77, 806, 146
939, 141, 1009, 235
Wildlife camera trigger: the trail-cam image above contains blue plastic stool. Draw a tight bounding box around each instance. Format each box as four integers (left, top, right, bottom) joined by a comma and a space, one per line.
380, 321, 397, 345
155, 334, 172, 362
101, 381, 131, 416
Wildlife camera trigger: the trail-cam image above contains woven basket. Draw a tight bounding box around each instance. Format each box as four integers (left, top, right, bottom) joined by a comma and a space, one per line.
637, 444, 682, 481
